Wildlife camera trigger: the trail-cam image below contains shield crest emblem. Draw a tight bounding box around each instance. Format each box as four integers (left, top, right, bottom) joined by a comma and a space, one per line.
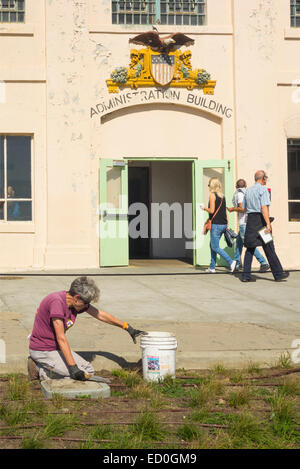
150, 54, 175, 86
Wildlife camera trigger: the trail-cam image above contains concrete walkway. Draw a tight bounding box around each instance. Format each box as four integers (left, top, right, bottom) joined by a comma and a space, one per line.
0, 260, 299, 373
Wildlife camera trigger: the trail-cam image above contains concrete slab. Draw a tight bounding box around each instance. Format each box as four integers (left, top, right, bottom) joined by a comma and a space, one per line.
0, 266, 299, 373
40, 378, 111, 399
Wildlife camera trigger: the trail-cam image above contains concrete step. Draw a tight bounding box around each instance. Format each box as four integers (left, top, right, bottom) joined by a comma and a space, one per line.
40, 378, 111, 399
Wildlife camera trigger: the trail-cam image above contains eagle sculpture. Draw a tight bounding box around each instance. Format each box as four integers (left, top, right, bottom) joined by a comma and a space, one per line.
129, 31, 194, 53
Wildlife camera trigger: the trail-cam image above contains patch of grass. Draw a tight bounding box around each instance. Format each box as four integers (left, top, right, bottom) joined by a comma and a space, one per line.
189, 410, 237, 426
229, 413, 262, 446
79, 437, 100, 449
228, 387, 252, 408
196, 430, 234, 449
132, 410, 166, 441
187, 378, 226, 409
246, 361, 262, 375
150, 391, 167, 410
51, 393, 66, 409
6, 375, 29, 401
254, 386, 273, 399
153, 377, 187, 398
267, 392, 296, 437
210, 363, 227, 376
111, 389, 126, 397
228, 370, 247, 384
278, 379, 300, 397
0, 402, 28, 426
188, 386, 211, 408
274, 352, 293, 369
21, 435, 45, 449
176, 422, 203, 442
129, 382, 152, 399
90, 425, 157, 450
111, 369, 142, 388
104, 430, 151, 449
43, 414, 78, 439
91, 424, 113, 441
25, 397, 48, 417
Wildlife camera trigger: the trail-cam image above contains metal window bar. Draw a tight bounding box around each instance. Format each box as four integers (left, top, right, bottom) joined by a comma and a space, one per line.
160, 0, 206, 26
291, 0, 300, 27
0, 0, 25, 23
112, 0, 157, 25
112, 0, 206, 25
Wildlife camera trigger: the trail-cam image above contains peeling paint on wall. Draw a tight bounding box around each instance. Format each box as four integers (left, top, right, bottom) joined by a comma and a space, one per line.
249, 0, 278, 61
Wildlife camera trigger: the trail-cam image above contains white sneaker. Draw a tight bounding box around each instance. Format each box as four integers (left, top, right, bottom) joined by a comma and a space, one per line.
230, 260, 237, 273
205, 268, 216, 273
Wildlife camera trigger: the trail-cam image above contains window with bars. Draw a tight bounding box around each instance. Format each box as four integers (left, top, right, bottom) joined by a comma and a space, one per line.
0, 0, 25, 23
112, 0, 206, 26
291, 0, 300, 26
0, 136, 32, 222
287, 139, 300, 221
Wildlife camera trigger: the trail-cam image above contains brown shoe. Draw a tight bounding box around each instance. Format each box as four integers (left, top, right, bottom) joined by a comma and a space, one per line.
27, 357, 39, 381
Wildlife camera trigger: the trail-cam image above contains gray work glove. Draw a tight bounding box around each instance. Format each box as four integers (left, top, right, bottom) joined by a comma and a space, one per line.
69, 364, 87, 381
126, 325, 146, 344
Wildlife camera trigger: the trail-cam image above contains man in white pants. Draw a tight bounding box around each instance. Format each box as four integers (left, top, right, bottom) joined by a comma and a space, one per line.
28, 276, 144, 381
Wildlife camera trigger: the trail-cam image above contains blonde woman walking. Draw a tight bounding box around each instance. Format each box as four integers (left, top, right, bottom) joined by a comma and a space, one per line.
202, 178, 236, 273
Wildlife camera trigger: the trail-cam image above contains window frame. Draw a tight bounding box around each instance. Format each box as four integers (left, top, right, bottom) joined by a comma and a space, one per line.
0, 0, 25, 24
290, 0, 300, 27
287, 138, 300, 222
111, 0, 207, 27
0, 134, 33, 224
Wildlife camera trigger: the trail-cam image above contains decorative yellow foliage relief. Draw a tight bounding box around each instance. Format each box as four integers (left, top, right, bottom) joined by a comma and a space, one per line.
106, 47, 216, 94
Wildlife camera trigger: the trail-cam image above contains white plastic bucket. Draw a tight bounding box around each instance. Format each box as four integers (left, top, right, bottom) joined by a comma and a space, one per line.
140, 331, 177, 382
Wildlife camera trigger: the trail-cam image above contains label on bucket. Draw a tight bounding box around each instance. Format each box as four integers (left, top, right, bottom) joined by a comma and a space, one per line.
147, 354, 160, 376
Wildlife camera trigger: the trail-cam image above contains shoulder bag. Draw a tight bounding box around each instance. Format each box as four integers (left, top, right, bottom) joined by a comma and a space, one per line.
203, 196, 224, 235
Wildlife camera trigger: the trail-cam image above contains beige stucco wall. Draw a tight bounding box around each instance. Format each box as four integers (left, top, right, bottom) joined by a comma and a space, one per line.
0, 0, 300, 270
0, 0, 46, 270
232, 0, 300, 267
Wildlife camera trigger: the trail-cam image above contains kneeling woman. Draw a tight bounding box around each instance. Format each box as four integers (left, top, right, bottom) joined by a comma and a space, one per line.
202, 178, 236, 273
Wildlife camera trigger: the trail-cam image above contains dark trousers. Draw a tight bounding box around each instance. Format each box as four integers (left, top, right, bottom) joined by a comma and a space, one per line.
243, 241, 284, 280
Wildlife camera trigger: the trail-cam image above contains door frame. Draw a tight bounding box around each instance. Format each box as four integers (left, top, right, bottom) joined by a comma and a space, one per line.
126, 157, 197, 262
99, 157, 234, 267
99, 158, 129, 267
193, 159, 235, 267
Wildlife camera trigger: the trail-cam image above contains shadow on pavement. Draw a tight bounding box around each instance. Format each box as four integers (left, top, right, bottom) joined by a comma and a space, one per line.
76, 350, 142, 371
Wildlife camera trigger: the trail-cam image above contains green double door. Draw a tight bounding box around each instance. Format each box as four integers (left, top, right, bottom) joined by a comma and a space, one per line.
99, 158, 234, 267
99, 159, 129, 267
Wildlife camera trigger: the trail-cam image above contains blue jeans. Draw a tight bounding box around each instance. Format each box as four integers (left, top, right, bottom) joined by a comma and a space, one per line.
209, 224, 234, 269
233, 223, 267, 266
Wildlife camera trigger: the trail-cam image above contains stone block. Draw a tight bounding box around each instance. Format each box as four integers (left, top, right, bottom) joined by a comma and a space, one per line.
40, 378, 111, 399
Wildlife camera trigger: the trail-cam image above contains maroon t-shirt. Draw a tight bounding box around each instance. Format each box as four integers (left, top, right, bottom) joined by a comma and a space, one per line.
29, 290, 89, 351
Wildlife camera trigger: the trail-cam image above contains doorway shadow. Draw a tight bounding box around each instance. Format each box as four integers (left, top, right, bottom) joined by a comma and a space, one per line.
75, 350, 142, 371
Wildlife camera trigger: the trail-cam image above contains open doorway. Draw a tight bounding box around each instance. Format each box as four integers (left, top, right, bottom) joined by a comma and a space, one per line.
128, 160, 193, 264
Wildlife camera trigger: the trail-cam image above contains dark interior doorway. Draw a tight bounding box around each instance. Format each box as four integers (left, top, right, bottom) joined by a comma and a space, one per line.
128, 166, 150, 259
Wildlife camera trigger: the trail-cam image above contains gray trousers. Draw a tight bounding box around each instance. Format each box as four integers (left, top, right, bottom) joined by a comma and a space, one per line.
29, 348, 94, 380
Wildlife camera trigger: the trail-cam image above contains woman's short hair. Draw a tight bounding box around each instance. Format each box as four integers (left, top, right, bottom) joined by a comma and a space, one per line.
69, 276, 100, 303
208, 178, 224, 198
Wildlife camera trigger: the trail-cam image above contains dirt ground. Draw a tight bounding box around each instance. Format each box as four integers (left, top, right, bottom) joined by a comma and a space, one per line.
0, 360, 300, 449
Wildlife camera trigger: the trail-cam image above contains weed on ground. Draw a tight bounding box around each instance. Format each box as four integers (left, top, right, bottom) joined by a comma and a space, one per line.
0, 362, 299, 449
